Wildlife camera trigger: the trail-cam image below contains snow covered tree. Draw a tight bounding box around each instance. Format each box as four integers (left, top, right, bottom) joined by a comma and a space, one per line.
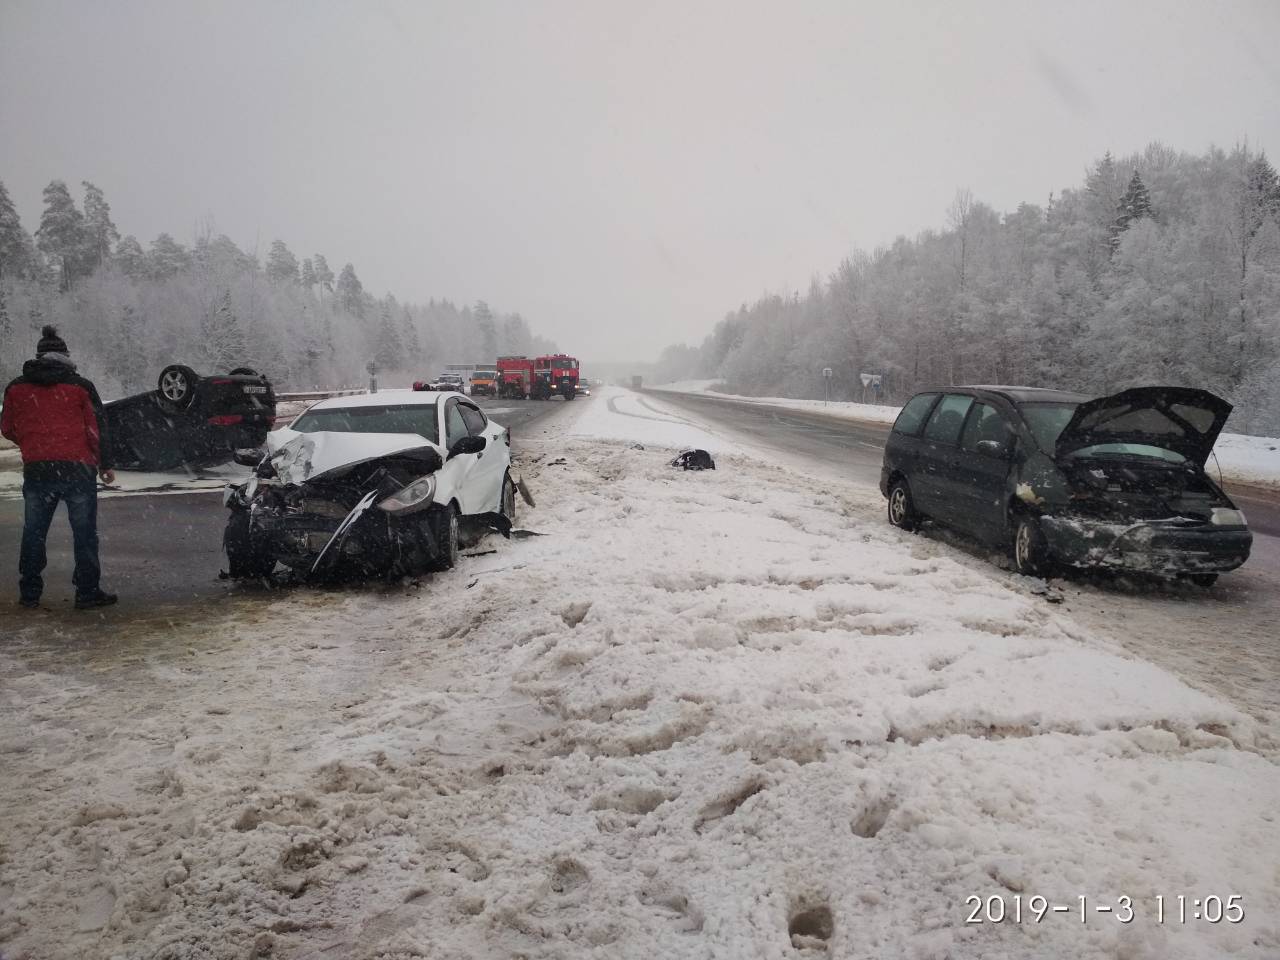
35, 180, 89, 289
374, 303, 404, 370
1110, 171, 1153, 253
300, 257, 316, 291
81, 181, 120, 270
474, 299, 497, 360
336, 262, 363, 317
201, 289, 248, 371
0, 179, 36, 281
265, 239, 299, 285
313, 254, 334, 294
114, 235, 146, 279
147, 233, 191, 279
400, 305, 421, 365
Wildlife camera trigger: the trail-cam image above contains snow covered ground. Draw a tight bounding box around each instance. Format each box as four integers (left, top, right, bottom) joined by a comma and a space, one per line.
651, 381, 1280, 489
1, 386, 1278, 959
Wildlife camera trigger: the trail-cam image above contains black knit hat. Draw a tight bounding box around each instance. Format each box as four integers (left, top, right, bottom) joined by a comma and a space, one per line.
37, 325, 69, 356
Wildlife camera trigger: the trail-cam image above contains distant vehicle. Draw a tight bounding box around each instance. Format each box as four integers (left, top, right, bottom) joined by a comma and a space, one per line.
103, 363, 276, 471
223, 391, 514, 581
470, 369, 498, 396
497, 356, 535, 399
412, 373, 466, 393
534, 354, 579, 400
632, 375, 643, 390
880, 385, 1252, 585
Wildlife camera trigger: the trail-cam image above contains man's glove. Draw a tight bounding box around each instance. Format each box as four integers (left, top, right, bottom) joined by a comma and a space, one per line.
99, 468, 116, 485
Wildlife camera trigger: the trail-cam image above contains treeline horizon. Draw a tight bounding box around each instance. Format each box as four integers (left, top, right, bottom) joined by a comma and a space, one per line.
654, 142, 1280, 436
0, 178, 556, 399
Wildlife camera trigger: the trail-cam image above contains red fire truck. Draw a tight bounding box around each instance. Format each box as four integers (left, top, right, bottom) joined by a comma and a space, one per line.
497, 356, 534, 399
534, 354, 580, 400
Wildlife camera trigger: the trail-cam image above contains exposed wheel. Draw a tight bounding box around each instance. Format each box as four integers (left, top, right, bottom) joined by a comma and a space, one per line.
1188, 573, 1219, 587
158, 364, 198, 408
500, 471, 517, 526
886, 478, 920, 532
229, 366, 258, 377
428, 503, 460, 571
224, 511, 276, 579
1012, 514, 1054, 578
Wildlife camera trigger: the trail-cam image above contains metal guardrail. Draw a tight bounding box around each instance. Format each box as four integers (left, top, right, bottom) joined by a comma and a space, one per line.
275, 389, 368, 401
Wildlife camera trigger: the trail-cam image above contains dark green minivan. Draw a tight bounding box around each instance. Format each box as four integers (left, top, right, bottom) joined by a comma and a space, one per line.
879, 385, 1252, 584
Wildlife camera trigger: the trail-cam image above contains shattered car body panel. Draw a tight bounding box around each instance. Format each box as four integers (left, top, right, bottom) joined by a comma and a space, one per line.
224, 392, 512, 580
880, 385, 1252, 579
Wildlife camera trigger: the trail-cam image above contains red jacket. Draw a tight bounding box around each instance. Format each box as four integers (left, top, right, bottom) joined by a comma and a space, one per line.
1, 358, 111, 471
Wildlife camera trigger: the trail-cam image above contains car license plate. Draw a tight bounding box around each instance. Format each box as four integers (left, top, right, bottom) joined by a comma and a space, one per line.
242, 385, 267, 395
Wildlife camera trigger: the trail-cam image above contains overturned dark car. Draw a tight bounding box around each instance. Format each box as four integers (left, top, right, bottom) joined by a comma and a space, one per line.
881, 386, 1252, 585
223, 392, 515, 581
104, 363, 276, 470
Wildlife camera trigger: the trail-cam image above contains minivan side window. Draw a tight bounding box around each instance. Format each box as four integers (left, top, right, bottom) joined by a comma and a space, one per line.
892, 393, 939, 437
922, 394, 974, 445
960, 402, 1009, 451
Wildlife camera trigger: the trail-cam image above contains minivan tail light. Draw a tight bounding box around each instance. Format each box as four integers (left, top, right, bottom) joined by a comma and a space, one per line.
208, 414, 244, 426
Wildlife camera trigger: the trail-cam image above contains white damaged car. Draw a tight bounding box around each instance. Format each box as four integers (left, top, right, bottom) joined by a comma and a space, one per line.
222, 391, 515, 580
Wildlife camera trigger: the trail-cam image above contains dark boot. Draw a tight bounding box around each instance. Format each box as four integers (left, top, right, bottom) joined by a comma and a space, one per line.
75, 589, 118, 610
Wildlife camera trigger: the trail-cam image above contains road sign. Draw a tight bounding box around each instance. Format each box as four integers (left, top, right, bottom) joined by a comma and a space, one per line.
822, 367, 833, 378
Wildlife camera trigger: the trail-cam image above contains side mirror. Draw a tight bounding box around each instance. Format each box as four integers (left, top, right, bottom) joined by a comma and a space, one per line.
975, 439, 1012, 460
448, 434, 486, 459
233, 447, 264, 467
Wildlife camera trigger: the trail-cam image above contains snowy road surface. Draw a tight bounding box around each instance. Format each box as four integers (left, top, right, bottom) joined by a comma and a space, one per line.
653, 387, 1280, 723
0, 387, 1278, 959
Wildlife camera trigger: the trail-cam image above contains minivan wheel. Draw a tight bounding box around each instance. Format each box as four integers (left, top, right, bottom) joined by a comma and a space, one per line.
887, 479, 920, 532
1012, 514, 1054, 578
1187, 572, 1219, 588
158, 364, 197, 408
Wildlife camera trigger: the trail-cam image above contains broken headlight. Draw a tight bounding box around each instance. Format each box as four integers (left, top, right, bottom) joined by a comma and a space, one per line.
377, 474, 436, 514
1210, 507, 1247, 527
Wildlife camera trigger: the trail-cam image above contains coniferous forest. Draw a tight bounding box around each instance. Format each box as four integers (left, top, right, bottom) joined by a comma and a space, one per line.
0, 178, 555, 398
654, 143, 1280, 436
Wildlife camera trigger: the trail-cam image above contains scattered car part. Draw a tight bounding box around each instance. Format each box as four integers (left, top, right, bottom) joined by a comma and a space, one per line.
671, 449, 716, 470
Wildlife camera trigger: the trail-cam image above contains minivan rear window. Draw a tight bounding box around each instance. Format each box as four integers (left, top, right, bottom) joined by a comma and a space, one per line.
892, 393, 938, 437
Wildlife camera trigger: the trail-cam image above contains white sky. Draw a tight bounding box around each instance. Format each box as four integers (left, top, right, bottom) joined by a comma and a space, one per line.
3, 0, 1278, 363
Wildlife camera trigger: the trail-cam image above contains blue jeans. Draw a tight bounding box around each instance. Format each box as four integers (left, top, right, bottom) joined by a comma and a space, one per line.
20, 471, 101, 602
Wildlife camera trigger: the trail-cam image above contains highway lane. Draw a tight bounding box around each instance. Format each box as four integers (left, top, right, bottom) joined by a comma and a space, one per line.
0, 394, 578, 634
653, 388, 1280, 722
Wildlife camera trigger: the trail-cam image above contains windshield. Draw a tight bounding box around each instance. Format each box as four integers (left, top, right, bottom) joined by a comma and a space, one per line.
1017, 402, 1080, 453
291, 404, 439, 443
1066, 443, 1187, 463
473, 371, 496, 379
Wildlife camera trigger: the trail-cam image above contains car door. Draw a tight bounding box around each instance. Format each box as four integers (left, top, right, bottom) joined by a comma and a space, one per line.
458, 400, 506, 513
913, 393, 974, 517
948, 401, 1016, 541
436, 397, 479, 512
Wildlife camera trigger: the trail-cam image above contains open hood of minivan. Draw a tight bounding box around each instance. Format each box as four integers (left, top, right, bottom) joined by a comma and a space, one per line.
1054, 386, 1232, 467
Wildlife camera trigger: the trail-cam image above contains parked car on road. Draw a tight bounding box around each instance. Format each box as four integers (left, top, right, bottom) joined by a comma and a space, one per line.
104, 363, 276, 471
470, 369, 497, 396
223, 390, 515, 581
412, 373, 466, 393
880, 385, 1252, 584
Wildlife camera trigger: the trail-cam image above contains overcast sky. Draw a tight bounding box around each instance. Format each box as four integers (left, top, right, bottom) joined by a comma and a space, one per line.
3, 0, 1279, 362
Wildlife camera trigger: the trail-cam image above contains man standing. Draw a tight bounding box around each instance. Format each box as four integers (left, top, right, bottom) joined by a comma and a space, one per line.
1, 325, 117, 609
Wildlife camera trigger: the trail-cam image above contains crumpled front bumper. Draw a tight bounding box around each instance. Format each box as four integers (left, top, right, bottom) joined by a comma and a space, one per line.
1039, 515, 1252, 575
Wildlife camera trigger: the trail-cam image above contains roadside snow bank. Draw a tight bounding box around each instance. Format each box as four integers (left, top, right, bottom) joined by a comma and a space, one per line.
651, 382, 1280, 489
2, 438, 1276, 959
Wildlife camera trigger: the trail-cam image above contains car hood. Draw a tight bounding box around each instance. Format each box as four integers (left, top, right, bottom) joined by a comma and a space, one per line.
1055, 386, 1232, 467
265, 431, 443, 484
